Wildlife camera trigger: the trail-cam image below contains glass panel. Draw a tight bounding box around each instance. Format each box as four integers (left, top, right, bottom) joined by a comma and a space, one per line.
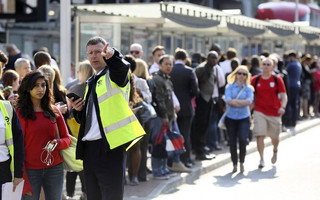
132, 30, 149, 61
79, 22, 113, 61
174, 35, 182, 50
121, 28, 130, 55
195, 37, 202, 53
162, 35, 171, 55
146, 31, 159, 66
185, 36, 193, 54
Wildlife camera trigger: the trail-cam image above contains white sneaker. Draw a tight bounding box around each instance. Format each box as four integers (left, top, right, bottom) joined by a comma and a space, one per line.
281, 125, 287, 132
290, 127, 296, 136
258, 159, 265, 168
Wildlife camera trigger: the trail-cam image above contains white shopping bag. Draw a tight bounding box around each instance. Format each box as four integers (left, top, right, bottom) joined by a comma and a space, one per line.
2, 180, 24, 200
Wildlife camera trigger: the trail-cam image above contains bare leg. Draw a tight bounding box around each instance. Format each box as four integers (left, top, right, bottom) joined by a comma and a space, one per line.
256, 136, 265, 160
271, 137, 279, 164
271, 137, 279, 152
131, 142, 141, 184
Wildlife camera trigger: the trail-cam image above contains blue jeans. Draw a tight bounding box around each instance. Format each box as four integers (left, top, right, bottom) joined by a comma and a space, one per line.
225, 117, 250, 165
151, 117, 176, 176
26, 163, 64, 200
287, 87, 300, 127
151, 157, 168, 177
206, 100, 220, 149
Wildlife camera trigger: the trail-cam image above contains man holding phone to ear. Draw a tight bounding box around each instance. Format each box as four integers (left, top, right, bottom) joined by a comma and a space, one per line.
68, 36, 145, 200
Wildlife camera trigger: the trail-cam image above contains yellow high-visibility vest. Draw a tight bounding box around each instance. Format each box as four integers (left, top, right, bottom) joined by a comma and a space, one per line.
0, 101, 14, 180
84, 71, 145, 150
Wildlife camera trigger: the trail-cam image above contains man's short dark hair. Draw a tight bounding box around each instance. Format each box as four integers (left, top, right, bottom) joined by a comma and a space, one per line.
124, 54, 136, 72
34, 51, 51, 68
261, 50, 270, 58
86, 36, 107, 47
226, 48, 237, 60
152, 45, 165, 55
174, 48, 187, 61
288, 51, 297, 58
0, 50, 8, 65
191, 53, 202, 63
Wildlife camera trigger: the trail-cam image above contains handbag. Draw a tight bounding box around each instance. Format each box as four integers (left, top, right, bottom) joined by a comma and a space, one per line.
165, 129, 186, 158
151, 125, 186, 158
218, 86, 247, 130
137, 101, 157, 124
151, 125, 167, 158
56, 124, 83, 172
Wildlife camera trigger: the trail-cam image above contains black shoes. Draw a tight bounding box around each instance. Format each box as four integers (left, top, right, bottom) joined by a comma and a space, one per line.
196, 153, 215, 160
214, 146, 222, 151
184, 161, 193, 168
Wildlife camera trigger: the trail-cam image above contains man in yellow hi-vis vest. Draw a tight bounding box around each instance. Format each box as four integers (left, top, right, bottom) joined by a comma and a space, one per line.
69, 36, 145, 200
0, 49, 24, 199
0, 100, 25, 199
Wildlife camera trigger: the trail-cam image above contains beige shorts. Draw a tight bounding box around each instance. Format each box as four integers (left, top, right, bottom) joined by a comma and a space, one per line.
252, 111, 281, 140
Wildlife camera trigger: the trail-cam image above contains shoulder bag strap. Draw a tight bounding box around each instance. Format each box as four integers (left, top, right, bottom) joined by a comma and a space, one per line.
235, 86, 247, 100
215, 67, 221, 97
224, 85, 247, 114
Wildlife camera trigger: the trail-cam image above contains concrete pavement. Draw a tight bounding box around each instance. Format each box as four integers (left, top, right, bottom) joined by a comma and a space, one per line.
123, 118, 320, 200
65, 117, 320, 199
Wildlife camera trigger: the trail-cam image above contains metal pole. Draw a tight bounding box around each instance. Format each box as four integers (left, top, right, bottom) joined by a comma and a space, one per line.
295, 0, 299, 22
60, 0, 71, 85
75, 15, 80, 78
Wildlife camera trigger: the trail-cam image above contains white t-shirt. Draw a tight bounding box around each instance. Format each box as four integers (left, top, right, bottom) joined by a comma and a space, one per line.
219, 60, 232, 76
149, 62, 159, 75
0, 111, 9, 162
212, 65, 226, 98
82, 71, 103, 141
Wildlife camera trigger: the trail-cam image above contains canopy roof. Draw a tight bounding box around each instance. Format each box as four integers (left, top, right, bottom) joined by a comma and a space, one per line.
72, 2, 319, 40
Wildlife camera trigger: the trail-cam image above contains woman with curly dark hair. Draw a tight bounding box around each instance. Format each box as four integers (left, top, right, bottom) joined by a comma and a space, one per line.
16, 71, 70, 200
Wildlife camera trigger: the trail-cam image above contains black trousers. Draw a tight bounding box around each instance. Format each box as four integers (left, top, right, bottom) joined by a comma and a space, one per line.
177, 115, 193, 163
0, 159, 11, 200
83, 139, 126, 200
138, 120, 151, 181
191, 96, 213, 154
66, 170, 86, 196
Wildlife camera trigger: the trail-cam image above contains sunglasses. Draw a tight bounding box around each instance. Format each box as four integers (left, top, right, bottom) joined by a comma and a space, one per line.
130, 50, 140, 54
262, 63, 271, 66
237, 72, 248, 76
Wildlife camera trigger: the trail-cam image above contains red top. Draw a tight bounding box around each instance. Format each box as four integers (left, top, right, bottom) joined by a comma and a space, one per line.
251, 75, 286, 116
17, 106, 70, 169
313, 70, 320, 91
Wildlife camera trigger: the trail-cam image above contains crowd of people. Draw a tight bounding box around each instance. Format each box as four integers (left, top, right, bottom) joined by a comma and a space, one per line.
0, 39, 318, 200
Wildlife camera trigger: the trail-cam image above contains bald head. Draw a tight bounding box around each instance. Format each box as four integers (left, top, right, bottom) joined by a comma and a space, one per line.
130, 43, 143, 59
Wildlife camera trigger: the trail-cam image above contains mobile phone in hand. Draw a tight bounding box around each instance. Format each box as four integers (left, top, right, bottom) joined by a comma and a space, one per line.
67, 93, 81, 101
132, 105, 143, 111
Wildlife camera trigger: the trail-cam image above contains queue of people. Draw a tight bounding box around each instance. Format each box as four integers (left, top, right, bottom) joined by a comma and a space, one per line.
0, 38, 318, 200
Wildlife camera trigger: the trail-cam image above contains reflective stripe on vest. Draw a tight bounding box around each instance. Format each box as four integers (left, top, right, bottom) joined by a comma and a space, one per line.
84, 71, 145, 150
0, 101, 14, 180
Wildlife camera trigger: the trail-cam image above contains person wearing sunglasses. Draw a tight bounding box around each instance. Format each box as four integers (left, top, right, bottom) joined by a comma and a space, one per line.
224, 65, 254, 173
251, 57, 287, 169
129, 43, 144, 59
